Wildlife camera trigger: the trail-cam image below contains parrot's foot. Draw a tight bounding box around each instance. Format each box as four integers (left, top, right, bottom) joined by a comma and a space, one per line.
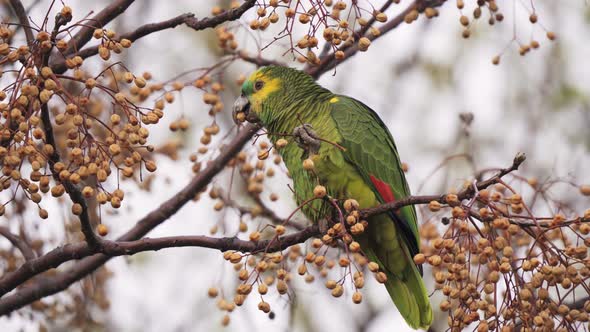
318, 218, 330, 235
293, 123, 321, 158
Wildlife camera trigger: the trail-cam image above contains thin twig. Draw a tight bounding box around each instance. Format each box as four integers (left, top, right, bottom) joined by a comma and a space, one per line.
40, 12, 100, 248
231, 50, 287, 68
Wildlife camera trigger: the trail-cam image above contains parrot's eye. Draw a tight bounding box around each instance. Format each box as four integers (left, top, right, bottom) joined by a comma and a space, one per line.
254, 80, 264, 91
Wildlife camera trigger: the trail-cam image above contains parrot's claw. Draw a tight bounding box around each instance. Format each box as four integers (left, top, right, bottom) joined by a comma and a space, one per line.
318, 218, 330, 235
293, 123, 321, 158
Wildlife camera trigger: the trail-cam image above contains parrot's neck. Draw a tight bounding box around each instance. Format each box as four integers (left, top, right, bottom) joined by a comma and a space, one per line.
260, 89, 332, 137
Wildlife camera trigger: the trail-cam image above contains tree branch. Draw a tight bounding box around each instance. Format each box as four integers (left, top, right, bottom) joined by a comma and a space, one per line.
0, 227, 35, 261
7, 0, 34, 46
64, 0, 135, 55
0, 149, 523, 316
41, 13, 100, 249
306, 0, 447, 79
0, 0, 261, 312
0, 224, 320, 316
52, 0, 257, 74
0, 123, 261, 313
51, 12, 195, 74
39, 115, 97, 247
231, 50, 287, 68
105, 226, 320, 257
362, 152, 526, 218
183, 0, 256, 31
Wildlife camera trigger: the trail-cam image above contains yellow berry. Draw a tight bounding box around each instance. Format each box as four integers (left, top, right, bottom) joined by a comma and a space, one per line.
257, 150, 269, 160
358, 37, 371, 52
221, 314, 230, 326
343, 199, 359, 212
368, 261, 380, 272
97, 224, 108, 236
331, 284, 343, 297
72, 203, 83, 215
352, 291, 362, 304
258, 301, 270, 313
375, 12, 387, 22
414, 253, 426, 265
313, 185, 327, 198
460, 15, 469, 26
446, 194, 460, 206
349, 241, 361, 252
428, 200, 441, 212
276, 138, 288, 148
208, 287, 218, 298
375, 271, 387, 283
249, 231, 261, 241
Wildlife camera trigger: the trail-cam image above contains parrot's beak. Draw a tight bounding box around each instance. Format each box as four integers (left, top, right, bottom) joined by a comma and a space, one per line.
233, 95, 250, 124
232, 95, 259, 124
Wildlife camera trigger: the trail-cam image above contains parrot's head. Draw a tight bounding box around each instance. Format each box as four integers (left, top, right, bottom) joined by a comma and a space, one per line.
232, 65, 321, 125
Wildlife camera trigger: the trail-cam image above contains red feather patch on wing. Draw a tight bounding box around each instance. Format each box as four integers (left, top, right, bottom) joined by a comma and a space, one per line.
369, 175, 396, 203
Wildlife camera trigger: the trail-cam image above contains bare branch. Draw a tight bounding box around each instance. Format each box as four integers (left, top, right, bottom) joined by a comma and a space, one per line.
0, 227, 35, 261
102, 226, 319, 257
183, 0, 256, 31
221, 187, 306, 231
7, 0, 34, 46
231, 50, 287, 68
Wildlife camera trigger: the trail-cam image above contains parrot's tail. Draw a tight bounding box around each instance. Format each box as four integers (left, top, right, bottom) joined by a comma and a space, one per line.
384, 263, 433, 329
367, 247, 433, 329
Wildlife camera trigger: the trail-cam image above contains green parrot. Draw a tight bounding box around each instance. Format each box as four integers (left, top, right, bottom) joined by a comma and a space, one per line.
233, 65, 432, 329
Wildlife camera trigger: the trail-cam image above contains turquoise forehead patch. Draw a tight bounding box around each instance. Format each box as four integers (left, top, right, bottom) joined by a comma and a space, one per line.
241, 80, 253, 95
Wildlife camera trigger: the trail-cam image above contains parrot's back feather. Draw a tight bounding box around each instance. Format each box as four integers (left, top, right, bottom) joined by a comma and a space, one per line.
329, 96, 433, 328
329, 96, 420, 256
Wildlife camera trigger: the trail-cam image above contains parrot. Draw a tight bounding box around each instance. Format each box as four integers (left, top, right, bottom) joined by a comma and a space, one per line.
233, 65, 432, 329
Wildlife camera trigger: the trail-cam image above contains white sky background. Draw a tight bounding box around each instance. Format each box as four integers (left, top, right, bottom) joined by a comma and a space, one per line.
1, 0, 590, 331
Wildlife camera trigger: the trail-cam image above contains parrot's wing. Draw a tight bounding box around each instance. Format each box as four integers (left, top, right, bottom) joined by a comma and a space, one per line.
329, 95, 420, 260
